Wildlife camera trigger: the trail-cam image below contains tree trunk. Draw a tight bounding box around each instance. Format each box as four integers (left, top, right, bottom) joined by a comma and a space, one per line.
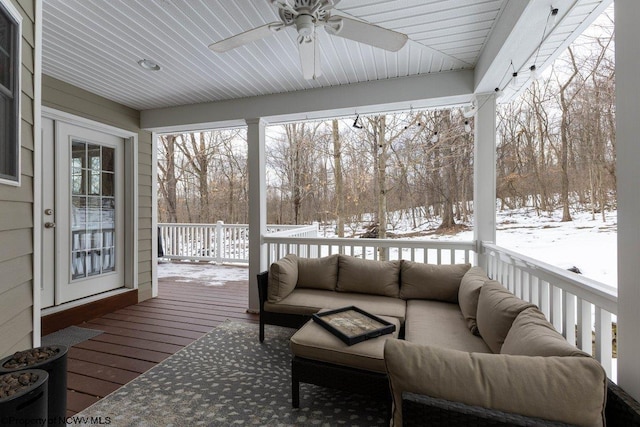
332, 120, 345, 237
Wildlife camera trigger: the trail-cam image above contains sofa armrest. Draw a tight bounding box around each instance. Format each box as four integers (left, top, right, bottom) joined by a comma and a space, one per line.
402, 392, 571, 427
606, 379, 640, 426
384, 339, 606, 427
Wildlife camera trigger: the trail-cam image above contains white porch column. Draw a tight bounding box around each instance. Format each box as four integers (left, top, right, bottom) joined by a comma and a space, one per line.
247, 118, 268, 313
615, 0, 640, 401
473, 93, 497, 268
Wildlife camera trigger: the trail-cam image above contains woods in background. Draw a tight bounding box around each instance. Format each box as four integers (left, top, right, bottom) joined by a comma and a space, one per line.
157, 18, 615, 232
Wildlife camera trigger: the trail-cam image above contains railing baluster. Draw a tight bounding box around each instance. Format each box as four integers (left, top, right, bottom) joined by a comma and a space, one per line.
595, 307, 613, 378
576, 298, 593, 353
530, 276, 539, 307
540, 280, 550, 320
551, 285, 563, 333
563, 291, 576, 345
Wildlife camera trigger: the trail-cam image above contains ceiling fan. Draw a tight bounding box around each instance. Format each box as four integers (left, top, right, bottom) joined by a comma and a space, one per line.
208, 0, 409, 80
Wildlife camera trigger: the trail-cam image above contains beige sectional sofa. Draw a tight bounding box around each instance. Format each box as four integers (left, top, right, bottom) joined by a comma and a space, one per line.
257, 254, 608, 427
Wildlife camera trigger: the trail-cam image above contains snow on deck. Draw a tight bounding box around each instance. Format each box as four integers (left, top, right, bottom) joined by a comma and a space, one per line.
158, 261, 248, 286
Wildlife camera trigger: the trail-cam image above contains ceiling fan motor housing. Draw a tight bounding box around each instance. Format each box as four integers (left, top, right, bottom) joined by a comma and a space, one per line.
296, 14, 315, 37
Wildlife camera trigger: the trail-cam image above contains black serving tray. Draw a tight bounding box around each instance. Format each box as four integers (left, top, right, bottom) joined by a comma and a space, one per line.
312, 306, 396, 346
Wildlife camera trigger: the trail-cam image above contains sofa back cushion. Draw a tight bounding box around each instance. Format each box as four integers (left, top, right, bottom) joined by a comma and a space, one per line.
296, 255, 339, 290
399, 261, 470, 302
501, 307, 590, 357
337, 255, 401, 297
458, 266, 490, 335
267, 254, 298, 303
476, 280, 535, 353
384, 339, 607, 427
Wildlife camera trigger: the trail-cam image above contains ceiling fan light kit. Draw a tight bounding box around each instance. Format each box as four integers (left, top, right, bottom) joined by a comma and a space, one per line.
208, 0, 409, 80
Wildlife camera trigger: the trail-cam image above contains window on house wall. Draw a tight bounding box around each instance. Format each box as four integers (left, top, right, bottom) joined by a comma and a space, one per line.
0, 0, 21, 186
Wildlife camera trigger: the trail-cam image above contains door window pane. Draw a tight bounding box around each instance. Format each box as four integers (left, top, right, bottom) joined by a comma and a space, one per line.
70, 139, 117, 280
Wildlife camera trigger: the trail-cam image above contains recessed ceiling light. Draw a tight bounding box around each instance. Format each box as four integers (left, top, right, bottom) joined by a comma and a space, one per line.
137, 59, 161, 71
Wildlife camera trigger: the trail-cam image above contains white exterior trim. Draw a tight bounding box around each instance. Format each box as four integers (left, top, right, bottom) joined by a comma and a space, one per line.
32, 0, 43, 347
151, 132, 159, 298
41, 107, 139, 295
473, 93, 497, 267
615, 0, 640, 402
247, 118, 267, 313
141, 71, 474, 132
0, 0, 22, 187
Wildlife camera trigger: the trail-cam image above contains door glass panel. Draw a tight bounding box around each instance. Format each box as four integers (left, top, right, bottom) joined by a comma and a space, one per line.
70, 139, 116, 280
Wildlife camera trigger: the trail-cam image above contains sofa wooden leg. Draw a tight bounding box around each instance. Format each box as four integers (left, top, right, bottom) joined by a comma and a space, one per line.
259, 320, 265, 342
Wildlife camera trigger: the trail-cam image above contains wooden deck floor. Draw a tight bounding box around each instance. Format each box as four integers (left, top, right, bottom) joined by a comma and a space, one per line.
64, 266, 257, 415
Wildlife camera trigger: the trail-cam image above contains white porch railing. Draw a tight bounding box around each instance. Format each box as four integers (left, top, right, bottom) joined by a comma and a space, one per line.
158, 222, 318, 263
263, 235, 476, 266
481, 242, 618, 378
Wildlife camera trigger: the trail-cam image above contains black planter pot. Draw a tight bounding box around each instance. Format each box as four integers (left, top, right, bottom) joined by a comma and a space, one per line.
0, 369, 48, 427
0, 345, 68, 426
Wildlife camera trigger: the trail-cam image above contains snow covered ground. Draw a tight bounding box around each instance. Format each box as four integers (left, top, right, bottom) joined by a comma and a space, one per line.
158, 261, 248, 285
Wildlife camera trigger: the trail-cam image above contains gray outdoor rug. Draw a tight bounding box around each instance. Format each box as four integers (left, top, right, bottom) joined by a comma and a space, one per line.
77, 321, 390, 426
41, 325, 104, 348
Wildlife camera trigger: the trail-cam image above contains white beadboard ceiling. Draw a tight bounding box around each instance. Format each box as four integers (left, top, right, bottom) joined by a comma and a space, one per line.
42, 0, 610, 113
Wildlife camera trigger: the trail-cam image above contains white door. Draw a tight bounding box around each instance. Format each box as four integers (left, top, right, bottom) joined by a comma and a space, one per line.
42, 120, 125, 307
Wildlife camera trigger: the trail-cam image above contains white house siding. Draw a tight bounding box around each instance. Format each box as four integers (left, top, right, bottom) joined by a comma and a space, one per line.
0, 0, 35, 357
42, 75, 154, 303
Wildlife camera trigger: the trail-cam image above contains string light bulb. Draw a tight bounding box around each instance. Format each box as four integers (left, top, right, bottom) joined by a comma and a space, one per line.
510, 71, 519, 89
464, 120, 471, 133
530, 65, 538, 80
430, 131, 439, 143
550, 7, 559, 27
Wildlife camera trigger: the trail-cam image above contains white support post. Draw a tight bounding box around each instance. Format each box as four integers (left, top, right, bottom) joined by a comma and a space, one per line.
616, 0, 640, 399
473, 93, 497, 268
247, 118, 267, 313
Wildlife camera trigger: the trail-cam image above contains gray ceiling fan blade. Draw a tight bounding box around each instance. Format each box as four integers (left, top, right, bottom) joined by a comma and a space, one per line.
298, 35, 321, 80
209, 23, 284, 52
326, 16, 408, 52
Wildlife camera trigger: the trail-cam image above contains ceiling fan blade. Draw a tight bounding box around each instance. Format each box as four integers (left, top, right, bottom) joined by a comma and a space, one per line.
298, 35, 321, 80
209, 23, 283, 53
326, 16, 408, 52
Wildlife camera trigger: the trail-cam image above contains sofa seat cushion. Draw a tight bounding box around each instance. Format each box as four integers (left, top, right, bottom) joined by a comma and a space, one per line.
476, 281, 536, 353
297, 254, 339, 290
290, 313, 401, 373
267, 254, 298, 303
404, 300, 491, 354
458, 266, 490, 335
399, 261, 471, 302
501, 306, 590, 357
384, 340, 607, 427
337, 255, 401, 297
264, 289, 407, 323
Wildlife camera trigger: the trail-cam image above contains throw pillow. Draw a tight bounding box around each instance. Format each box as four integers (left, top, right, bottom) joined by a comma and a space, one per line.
399, 261, 471, 302
501, 306, 590, 357
476, 280, 535, 353
297, 254, 339, 290
336, 255, 401, 297
458, 266, 490, 335
267, 254, 298, 303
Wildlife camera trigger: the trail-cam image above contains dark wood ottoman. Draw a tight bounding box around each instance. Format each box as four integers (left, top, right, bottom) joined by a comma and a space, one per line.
289, 313, 401, 408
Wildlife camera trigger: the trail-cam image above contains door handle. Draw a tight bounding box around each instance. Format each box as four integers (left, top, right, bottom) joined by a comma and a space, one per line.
44, 222, 56, 229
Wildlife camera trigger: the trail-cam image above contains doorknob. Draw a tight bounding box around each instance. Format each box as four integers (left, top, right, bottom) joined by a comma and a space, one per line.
44, 222, 56, 229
